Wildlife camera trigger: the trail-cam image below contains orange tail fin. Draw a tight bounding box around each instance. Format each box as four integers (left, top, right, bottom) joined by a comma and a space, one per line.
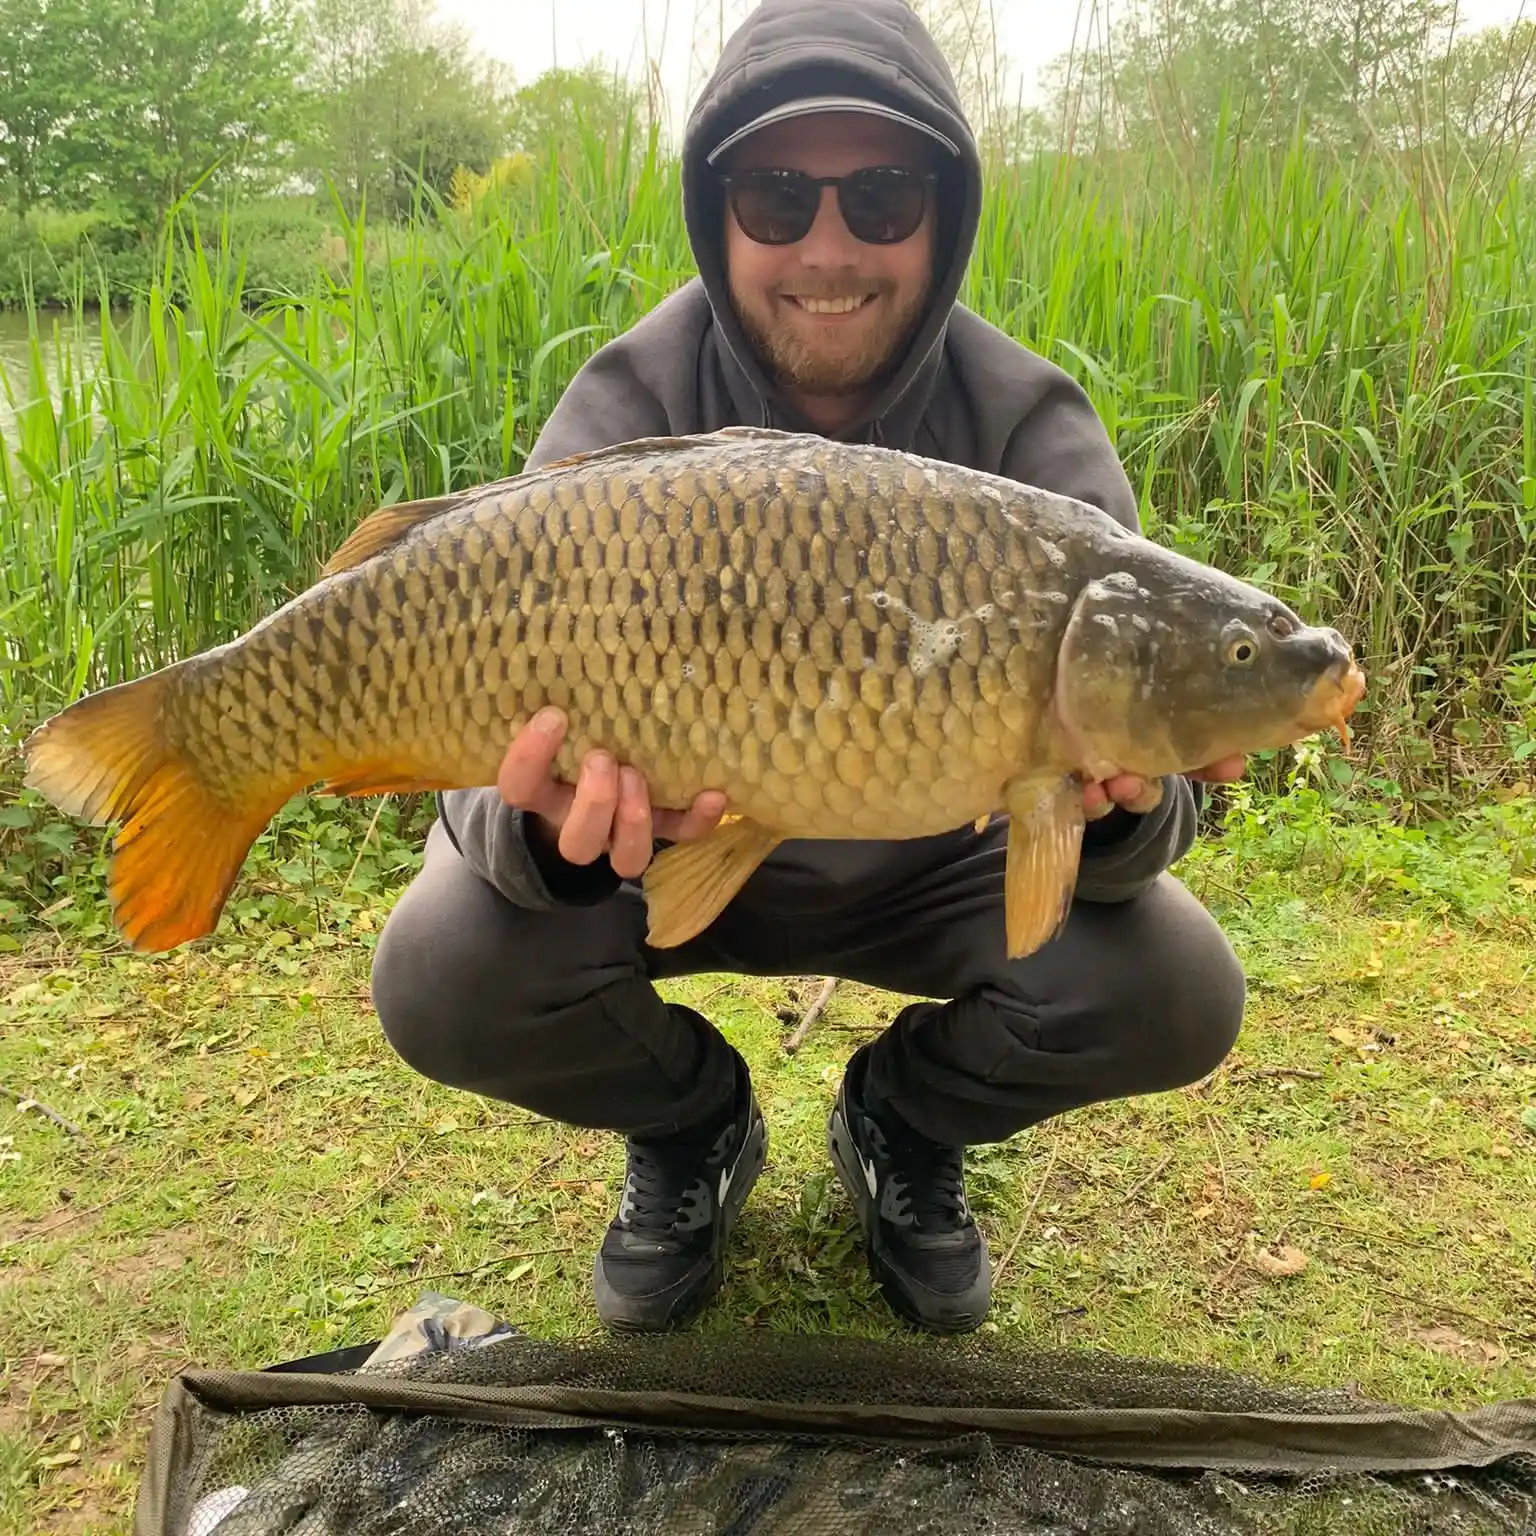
22, 670, 295, 952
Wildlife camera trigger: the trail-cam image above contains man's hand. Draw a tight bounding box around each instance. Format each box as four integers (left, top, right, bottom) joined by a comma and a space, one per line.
1082, 755, 1247, 821
497, 707, 728, 880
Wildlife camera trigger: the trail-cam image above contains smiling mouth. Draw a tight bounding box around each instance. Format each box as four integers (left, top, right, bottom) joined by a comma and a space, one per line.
783, 294, 876, 316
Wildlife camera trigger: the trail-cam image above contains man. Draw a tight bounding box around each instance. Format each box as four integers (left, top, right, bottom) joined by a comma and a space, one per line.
371, 0, 1246, 1336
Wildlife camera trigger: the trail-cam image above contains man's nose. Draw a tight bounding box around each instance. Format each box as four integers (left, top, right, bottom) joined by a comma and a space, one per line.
797, 186, 861, 264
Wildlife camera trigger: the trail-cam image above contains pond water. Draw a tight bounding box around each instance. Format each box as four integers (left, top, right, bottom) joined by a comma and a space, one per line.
0, 307, 134, 447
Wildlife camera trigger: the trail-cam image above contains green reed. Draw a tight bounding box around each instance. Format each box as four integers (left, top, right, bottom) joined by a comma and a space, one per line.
1, 122, 1532, 808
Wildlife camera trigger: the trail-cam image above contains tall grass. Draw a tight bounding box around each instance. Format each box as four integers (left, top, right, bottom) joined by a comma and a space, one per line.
1, 122, 1532, 813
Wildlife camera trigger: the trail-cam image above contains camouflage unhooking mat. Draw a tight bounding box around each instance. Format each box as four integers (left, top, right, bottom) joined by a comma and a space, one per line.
137, 1291, 1536, 1535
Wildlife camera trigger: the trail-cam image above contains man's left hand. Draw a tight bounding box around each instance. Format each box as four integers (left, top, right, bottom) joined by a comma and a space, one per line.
1083, 755, 1248, 821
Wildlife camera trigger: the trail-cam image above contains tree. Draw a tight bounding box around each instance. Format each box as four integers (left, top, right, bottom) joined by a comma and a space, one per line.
0, 0, 84, 216
297, 0, 513, 217
97, 0, 308, 229
1393, 18, 1536, 171
1033, 0, 1474, 161
504, 63, 651, 170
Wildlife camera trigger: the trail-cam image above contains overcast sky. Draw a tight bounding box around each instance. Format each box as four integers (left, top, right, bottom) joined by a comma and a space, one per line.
437, 0, 1531, 141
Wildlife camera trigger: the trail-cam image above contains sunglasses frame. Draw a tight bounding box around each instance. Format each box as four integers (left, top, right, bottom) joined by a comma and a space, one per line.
719, 165, 939, 246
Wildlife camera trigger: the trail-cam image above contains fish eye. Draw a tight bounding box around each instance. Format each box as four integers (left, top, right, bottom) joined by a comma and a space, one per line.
1224, 632, 1259, 666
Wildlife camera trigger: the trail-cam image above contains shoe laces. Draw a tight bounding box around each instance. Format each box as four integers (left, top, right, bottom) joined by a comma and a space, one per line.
620, 1118, 735, 1240
876, 1119, 969, 1232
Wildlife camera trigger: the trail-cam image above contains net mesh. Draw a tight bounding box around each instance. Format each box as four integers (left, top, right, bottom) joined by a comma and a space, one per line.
148, 1330, 1536, 1536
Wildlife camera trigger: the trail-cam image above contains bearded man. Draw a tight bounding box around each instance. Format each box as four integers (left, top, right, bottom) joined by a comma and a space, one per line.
371, 0, 1247, 1336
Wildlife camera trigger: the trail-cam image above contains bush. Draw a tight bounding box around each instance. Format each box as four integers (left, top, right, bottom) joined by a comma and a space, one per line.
0, 199, 343, 309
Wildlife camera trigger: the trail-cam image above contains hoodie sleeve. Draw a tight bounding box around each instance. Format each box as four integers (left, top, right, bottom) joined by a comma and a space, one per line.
432, 341, 673, 910
997, 371, 1204, 903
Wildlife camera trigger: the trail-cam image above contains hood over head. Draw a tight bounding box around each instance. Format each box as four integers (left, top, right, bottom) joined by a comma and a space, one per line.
681, 0, 984, 445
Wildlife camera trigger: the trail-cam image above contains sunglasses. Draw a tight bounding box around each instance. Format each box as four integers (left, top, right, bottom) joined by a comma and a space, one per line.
721, 166, 936, 246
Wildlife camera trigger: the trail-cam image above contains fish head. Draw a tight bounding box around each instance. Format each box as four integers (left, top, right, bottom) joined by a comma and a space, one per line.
1052, 564, 1367, 780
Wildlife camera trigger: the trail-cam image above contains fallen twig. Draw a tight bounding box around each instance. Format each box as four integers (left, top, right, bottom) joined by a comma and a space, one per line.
1365, 1279, 1536, 1348
783, 977, 839, 1054
236, 991, 372, 1001
1229, 1066, 1324, 1083
992, 1140, 1060, 1287
399, 1246, 574, 1289
0, 1084, 92, 1143
340, 1134, 428, 1219
1290, 1213, 1418, 1251
0, 1197, 114, 1250
1122, 1152, 1174, 1207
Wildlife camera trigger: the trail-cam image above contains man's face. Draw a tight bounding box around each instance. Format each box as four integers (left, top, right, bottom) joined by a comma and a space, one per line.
722, 112, 938, 400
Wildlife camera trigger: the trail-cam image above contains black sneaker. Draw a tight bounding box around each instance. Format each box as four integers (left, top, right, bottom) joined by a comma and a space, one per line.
593, 1056, 766, 1332
827, 1045, 990, 1333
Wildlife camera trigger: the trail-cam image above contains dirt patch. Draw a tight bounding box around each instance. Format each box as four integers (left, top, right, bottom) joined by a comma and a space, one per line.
32, 1445, 136, 1535
93, 1226, 213, 1297
1413, 1324, 1512, 1368
0, 1205, 103, 1252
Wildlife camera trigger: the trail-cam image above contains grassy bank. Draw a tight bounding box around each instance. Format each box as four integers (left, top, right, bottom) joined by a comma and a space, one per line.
0, 132, 1533, 833
2, 786, 1534, 1534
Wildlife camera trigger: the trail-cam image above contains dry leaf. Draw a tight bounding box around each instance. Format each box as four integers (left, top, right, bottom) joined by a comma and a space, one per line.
1327, 1027, 1357, 1047
233, 1087, 260, 1109
1490, 1144, 1513, 1159
1249, 1243, 1310, 1278
34, 1352, 67, 1369
1414, 1326, 1509, 1367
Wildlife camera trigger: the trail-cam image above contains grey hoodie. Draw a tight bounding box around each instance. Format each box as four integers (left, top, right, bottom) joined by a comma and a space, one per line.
435, 0, 1201, 916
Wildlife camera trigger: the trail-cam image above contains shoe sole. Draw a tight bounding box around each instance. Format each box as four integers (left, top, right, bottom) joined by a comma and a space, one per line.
826, 1097, 990, 1335
593, 1106, 768, 1333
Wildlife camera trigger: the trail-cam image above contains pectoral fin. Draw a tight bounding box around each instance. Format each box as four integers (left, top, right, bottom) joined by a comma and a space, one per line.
1002, 774, 1086, 960
642, 815, 783, 949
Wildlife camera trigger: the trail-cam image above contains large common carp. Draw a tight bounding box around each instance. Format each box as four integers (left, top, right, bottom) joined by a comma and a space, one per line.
22, 426, 1365, 960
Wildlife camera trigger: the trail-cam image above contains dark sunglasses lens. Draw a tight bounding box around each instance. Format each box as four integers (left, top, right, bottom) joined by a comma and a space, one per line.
729, 171, 817, 244
840, 168, 927, 243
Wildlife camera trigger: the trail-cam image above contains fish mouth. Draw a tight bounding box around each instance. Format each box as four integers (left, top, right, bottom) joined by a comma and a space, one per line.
1298, 658, 1368, 748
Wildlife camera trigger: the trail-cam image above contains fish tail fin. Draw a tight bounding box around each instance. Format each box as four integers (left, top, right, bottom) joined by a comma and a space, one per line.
23, 670, 294, 952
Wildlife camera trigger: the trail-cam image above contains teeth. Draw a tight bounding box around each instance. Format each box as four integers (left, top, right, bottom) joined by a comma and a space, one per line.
792, 295, 870, 315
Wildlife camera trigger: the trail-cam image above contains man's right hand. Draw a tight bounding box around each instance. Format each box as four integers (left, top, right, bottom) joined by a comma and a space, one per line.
497, 707, 729, 881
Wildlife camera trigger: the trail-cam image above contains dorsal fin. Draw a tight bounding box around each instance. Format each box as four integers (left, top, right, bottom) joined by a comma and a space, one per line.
320, 495, 463, 578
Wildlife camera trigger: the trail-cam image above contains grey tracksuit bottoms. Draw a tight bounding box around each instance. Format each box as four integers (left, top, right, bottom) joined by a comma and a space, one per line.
370, 818, 1245, 1146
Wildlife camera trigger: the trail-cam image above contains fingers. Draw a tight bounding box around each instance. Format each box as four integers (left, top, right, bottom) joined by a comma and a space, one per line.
498, 707, 570, 817
557, 751, 621, 866
654, 790, 729, 844
1081, 779, 1115, 820
1111, 774, 1164, 814
608, 767, 655, 880
1187, 754, 1247, 783
495, 706, 729, 873
1083, 774, 1165, 818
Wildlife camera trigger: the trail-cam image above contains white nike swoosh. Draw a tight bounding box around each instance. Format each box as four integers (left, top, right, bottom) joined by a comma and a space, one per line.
860, 1152, 878, 1199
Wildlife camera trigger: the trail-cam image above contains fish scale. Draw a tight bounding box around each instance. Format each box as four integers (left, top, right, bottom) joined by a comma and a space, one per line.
21, 425, 1365, 959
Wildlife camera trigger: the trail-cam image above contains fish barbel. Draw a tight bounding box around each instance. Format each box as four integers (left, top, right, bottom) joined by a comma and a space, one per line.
22, 426, 1366, 958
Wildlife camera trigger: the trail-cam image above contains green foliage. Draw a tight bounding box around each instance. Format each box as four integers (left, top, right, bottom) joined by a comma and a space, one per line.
504, 63, 654, 172
0, 0, 305, 230
1034, 0, 1536, 168
0, 199, 348, 308
296, 0, 515, 219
